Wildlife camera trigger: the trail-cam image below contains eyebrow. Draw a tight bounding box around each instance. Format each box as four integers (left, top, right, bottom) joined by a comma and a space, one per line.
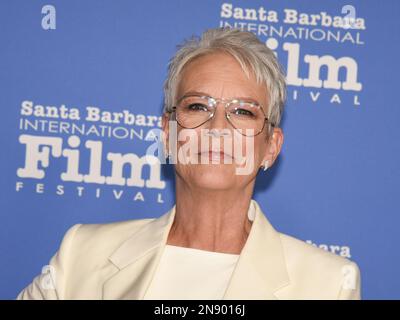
180, 91, 262, 105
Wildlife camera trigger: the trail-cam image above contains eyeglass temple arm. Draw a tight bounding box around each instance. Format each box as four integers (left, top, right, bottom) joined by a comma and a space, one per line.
265, 116, 276, 127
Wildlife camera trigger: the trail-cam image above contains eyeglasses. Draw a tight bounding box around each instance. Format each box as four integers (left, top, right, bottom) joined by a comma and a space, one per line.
168, 94, 275, 137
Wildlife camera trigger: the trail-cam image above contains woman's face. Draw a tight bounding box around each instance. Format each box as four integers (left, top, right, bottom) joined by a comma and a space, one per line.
163, 52, 283, 191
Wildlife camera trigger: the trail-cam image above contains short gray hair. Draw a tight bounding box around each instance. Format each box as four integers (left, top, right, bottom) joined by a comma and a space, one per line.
163, 27, 286, 132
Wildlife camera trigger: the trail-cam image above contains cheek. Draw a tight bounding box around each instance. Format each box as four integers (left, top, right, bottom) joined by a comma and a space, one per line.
179, 128, 202, 164
235, 135, 264, 163
255, 140, 268, 168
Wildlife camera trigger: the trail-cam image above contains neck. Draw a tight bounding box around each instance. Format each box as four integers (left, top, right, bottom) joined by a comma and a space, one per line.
166, 176, 255, 254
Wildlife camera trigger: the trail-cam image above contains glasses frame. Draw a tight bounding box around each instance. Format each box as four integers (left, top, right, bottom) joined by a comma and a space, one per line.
168, 94, 276, 137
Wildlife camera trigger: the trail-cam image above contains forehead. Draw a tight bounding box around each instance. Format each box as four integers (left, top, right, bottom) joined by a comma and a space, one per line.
177, 52, 268, 107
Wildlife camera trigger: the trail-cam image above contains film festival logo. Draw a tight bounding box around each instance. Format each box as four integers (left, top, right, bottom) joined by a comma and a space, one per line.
15, 101, 166, 202
15, 101, 258, 201
219, 3, 364, 107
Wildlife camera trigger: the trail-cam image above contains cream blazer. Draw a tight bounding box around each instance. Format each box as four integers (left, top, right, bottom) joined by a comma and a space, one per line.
17, 199, 361, 300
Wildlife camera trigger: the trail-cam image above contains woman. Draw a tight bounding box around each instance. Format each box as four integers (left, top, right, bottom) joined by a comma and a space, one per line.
17, 27, 361, 300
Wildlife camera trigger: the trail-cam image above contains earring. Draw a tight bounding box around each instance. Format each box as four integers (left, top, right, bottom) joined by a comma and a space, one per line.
163, 143, 169, 160
262, 160, 269, 171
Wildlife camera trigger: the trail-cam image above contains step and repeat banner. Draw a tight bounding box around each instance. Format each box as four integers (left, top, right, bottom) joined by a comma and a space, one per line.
1, 0, 399, 299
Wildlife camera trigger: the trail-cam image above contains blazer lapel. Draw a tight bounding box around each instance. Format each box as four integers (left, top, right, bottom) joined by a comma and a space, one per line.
102, 199, 290, 300
222, 200, 290, 299
102, 204, 177, 299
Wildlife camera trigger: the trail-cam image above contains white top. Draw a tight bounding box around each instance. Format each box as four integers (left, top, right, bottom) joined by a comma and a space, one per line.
143, 245, 240, 300
143, 203, 255, 300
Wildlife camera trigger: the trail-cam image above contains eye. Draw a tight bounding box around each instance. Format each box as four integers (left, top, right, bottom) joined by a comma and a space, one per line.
186, 103, 209, 112
232, 108, 255, 117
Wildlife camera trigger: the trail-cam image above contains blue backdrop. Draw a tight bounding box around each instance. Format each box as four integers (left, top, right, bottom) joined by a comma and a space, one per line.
1, 0, 399, 299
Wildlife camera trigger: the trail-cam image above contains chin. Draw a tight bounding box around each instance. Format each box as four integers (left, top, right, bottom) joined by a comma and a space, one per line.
190, 164, 237, 189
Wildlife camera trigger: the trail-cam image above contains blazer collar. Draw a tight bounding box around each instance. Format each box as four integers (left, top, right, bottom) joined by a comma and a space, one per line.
103, 199, 290, 299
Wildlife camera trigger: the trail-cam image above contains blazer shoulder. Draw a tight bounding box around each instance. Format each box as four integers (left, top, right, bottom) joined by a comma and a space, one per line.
277, 232, 361, 299
70, 217, 155, 255
74, 217, 154, 240
279, 232, 355, 268
16, 217, 155, 300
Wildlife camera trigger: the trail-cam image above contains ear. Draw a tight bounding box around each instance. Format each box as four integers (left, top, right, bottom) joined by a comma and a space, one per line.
262, 127, 284, 167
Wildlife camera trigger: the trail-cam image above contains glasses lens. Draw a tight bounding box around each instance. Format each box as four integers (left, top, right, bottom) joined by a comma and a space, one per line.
176, 96, 212, 128
226, 102, 265, 135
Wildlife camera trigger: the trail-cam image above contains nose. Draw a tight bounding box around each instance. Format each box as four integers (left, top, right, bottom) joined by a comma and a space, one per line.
205, 128, 230, 138
207, 102, 230, 133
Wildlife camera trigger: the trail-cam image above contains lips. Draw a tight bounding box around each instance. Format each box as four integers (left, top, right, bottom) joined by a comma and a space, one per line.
198, 150, 234, 162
